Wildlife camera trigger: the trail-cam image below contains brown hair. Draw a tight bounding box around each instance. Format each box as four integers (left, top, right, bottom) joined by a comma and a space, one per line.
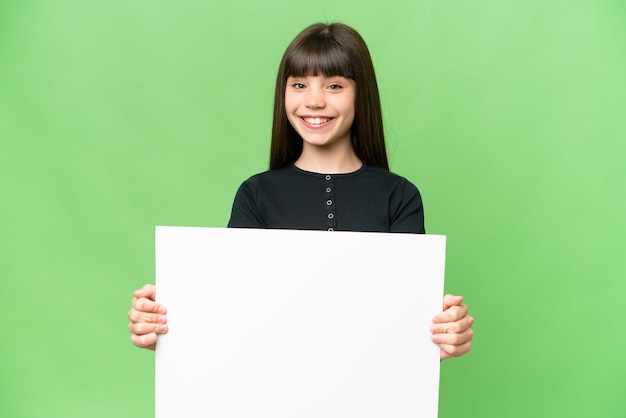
269, 23, 389, 170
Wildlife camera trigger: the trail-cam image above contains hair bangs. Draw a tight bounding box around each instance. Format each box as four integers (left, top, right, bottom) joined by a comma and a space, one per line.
284, 37, 354, 79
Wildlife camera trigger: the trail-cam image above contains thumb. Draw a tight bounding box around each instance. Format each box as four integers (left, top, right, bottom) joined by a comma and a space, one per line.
442, 294, 463, 310
133, 284, 156, 300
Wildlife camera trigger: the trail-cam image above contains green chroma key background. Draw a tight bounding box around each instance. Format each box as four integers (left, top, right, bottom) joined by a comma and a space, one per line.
1, 0, 624, 417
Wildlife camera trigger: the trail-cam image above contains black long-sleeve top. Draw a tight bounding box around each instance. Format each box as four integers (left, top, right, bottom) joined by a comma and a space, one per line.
227, 164, 425, 234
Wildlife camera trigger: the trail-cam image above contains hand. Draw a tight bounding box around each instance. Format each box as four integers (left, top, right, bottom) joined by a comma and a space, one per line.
431, 294, 474, 360
128, 284, 168, 350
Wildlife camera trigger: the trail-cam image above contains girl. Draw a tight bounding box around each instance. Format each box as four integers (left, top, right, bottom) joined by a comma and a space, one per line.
128, 23, 474, 359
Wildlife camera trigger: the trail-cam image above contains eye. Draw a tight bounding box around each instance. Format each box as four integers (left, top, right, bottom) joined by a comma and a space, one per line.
292, 82, 305, 89
328, 83, 342, 90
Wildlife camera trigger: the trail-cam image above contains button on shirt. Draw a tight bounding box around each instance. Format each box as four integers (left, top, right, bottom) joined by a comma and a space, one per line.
227, 164, 425, 234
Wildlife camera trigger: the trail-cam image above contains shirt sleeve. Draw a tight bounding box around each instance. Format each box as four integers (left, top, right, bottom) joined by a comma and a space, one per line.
227, 178, 266, 228
389, 178, 426, 234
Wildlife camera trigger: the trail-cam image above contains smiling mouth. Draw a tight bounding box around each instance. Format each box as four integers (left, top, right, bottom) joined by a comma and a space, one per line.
302, 117, 333, 126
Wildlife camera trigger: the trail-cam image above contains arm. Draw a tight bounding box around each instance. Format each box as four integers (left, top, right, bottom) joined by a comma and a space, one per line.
389, 179, 474, 358
128, 284, 168, 350
128, 178, 260, 349
389, 178, 425, 234
227, 178, 265, 228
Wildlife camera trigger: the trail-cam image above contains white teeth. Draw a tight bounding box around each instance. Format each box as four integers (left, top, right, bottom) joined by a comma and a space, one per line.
303, 117, 330, 125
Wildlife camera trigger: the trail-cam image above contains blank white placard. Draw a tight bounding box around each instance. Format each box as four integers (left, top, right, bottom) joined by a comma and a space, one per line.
155, 226, 445, 418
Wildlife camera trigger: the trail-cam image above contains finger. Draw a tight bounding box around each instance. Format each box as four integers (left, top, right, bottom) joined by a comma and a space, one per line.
128, 308, 167, 325
128, 321, 168, 336
133, 284, 157, 300
442, 294, 463, 310
132, 296, 167, 315
439, 340, 472, 359
433, 303, 469, 324
431, 326, 474, 346
431, 313, 474, 334
130, 332, 157, 350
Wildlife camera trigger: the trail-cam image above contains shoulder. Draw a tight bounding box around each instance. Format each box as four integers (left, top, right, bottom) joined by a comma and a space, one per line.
232, 166, 302, 207
363, 167, 424, 233
360, 164, 411, 181
359, 165, 420, 195
237, 166, 295, 188
229, 168, 293, 228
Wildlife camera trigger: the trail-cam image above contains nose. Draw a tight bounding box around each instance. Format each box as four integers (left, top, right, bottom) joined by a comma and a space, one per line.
305, 87, 325, 109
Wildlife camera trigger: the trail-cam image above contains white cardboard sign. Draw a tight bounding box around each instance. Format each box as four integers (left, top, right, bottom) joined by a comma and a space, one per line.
155, 226, 446, 418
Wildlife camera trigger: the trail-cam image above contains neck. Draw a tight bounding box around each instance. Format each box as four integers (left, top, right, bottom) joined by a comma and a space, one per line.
295, 142, 362, 174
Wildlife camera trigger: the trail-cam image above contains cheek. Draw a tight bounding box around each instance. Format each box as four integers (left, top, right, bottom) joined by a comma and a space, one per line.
284, 103, 299, 128
342, 98, 356, 123
284, 94, 302, 126
284, 91, 297, 112
335, 92, 356, 118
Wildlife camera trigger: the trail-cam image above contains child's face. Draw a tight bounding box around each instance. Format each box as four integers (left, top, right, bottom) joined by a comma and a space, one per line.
285, 74, 355, 151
